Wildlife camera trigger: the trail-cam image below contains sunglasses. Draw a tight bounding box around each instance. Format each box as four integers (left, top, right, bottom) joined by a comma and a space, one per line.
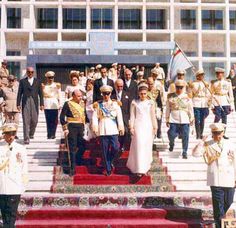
8, 79, 14, 82
27, 71, 34, 73
48, 77, 54, 79
102, 92, 111, 96
212, 131, 223, 135
176, 86, 184, 89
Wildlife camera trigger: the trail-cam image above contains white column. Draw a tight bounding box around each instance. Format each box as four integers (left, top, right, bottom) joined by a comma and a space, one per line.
29, 0, 35, 55
57, 1, 62, 55
114, 0, 118, 55
1, 1, 7, 60
197, 1, 202, 69
225, 0, 231, 72
170, 0, 174, 41
142, 0, 146, 55
86, 0, 90, 55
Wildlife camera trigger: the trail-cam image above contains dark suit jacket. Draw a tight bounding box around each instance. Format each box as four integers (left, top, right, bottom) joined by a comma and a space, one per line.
123, 79, 138, 102
93, 77, 116, 102
227, 75, 236, 94
116, 90, 131, 132
17, 77, 44, 112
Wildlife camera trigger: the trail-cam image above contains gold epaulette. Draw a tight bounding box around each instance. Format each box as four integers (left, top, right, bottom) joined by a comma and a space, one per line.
211, 79, 217, 84
56, 82, 61, 89
112, 99, 122, 107
93, 101, 99, 109
167, 93, 176, 99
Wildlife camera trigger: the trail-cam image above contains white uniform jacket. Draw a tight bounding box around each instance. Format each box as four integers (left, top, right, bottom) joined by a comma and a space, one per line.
193, 138, 236, 188
42, 82, 62, 109
188, 80, 211, 108
0, 141, 28, 195
211, 79, 234, 107
166, 93, 194, 124
92, 100, 124, 136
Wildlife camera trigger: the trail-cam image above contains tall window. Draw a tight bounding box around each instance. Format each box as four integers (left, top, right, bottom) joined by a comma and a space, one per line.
202, 10, 223, 30
8, 62, 20, 78
146, 9, 166, 29
37, 8, 58, 29
63, 8, 86, 29
118, 9, 141, 29
7, 8, 21, 28
230, 11, 236, 30
181, 10, 196, 29
91, 8, 113, 29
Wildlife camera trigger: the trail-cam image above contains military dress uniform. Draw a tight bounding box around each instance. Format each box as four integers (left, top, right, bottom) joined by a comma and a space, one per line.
188, 69, 211, 139
0, 65, 9, 87
192, 123, 236, 228
42, 71, 62, 139
1, 76, 19, 125
147, 88, 163, 138
166, 80, 194, 158
92, 85, 124, 175
211, 68, 234, 127
0, 123, 28, 228
60, 98, 86, 175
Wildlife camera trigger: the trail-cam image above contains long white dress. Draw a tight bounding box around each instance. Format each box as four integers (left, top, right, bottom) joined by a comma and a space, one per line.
127, 99, 157, 174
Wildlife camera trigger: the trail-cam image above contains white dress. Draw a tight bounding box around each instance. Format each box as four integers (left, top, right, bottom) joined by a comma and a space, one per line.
127, 99, 157, 174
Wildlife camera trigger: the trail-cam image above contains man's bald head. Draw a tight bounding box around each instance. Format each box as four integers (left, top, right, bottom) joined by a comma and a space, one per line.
26, 67, 34, 78
115, 79, 124, 92
124, 69, 132, 81
72, 89, 83, 103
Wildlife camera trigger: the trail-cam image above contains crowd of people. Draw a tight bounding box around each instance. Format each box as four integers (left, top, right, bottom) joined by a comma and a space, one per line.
0, 60, 236, 227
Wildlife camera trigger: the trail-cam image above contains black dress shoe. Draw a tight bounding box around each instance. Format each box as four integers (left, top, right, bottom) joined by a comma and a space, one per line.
223, 135, 229, 139
29, 135, 34, 139
69, 169, 75, 177
24, 139, 30, 144
15, 136, 19, 139
51, 136, 56, 139
169, 145, 174, 152
182, 154, 188, 159
106, 170, 111, 176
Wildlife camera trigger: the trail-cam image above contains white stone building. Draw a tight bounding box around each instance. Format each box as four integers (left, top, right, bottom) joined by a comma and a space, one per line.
0, 0, 236, 81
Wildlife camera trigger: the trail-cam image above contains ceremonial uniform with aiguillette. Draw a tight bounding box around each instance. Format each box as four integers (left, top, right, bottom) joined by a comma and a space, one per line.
166, 80, 194, 159
60, 99, 86, 175
0, 61, 9, 87
211, 67, 234, 128
188, 69, 211, 139
42, 71, 62, 139
0, 124, 28, 228
192, 123, 236, 228
92, 85, 124, 176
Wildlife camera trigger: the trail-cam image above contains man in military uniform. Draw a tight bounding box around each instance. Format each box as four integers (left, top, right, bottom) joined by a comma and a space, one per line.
166, 80, 194, 159
147, 76, 163, 138
1, 75, 19, 127
0, 60, 9, 87
42, 71, 62, 139
154, 62, 165, 80
188, 69, 211, 139
0, 123, 28, 228
227, 68, 236, 110
92, 85, 124, 176
60, 89, 86, 176
168, 69, 187, 94
192, 123, 236, 228
211, 67, 234, 139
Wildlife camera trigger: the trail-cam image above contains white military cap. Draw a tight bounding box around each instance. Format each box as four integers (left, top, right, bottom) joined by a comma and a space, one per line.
195, 69, 205, 77
177, 69, 186, 75
175, 79, 186, 87
96, 64, 102, 69
155, 62, 160, 66
209, 123, 226, 132
100, 85, 113, 93
137, 71, 144, 77
131, 67, 136, 71
90, 67, 95, 70
112, 63, 118, 67
2, 123, 18, 133
215, 67, 225, 73
45, 71, 55, 77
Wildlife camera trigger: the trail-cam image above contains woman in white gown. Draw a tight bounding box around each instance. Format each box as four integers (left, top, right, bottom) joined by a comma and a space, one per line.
127, 83, 157, 175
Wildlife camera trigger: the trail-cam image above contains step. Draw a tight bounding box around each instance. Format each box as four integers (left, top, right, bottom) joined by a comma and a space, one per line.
26, 181, 52, 192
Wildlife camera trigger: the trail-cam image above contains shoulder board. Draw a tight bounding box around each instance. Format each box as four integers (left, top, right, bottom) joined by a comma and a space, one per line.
211, 79, 217, 84
167, 93, 176, 99
111, 99, 122, 106
56, 82, 61, 89
93, 102, 99, 109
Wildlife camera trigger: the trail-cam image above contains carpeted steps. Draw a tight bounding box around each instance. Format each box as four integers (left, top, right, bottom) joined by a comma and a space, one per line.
51, 139, 175, 193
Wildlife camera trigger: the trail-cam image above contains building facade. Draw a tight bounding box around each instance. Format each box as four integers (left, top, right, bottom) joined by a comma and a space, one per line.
0, 0, 236, 81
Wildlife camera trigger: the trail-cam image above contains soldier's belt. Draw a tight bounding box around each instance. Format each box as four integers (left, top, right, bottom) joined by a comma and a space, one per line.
44, 95, 54, 98
67, 117, 85, 124
215, 92, 227, 96
193, 95, 205, 98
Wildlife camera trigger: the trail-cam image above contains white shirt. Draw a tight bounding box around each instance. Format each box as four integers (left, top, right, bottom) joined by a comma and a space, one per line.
125, 80, 131, 88
116, 91, 122, 101
102, 77, 108, 85
28, 77, 34, 86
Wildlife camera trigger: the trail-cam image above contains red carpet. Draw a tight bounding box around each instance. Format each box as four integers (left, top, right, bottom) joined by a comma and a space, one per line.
16, 208, 188, 227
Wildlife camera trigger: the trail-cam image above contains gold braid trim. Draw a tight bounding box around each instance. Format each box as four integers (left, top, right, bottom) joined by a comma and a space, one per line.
68, 100, 85, 123
203, 142, 221, 165
0, 158, 9, 171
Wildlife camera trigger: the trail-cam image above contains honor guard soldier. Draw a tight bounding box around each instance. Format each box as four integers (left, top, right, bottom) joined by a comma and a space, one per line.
192, 123, 236, 228
92, 85, 124, 176
0, 60, 9, 87
168, 69, 187, 94
60, 89, 86, 176
42, 71, 62, 139
188, 69, 211, 139
211, 67, 234, 139
147, 76, 163, 138
0, 123, 28, 228
166, 80, 194, 159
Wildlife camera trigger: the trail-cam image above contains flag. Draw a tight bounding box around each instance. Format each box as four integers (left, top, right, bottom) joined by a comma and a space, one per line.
167, 43, 193, 81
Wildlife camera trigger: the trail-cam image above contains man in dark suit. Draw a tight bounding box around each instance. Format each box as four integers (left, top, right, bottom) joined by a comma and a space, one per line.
123, 69, 138, 101
227, 68, 236, 110
93, 66, 115, 102
17, 67, 44, 144
115, 79, 131, 152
